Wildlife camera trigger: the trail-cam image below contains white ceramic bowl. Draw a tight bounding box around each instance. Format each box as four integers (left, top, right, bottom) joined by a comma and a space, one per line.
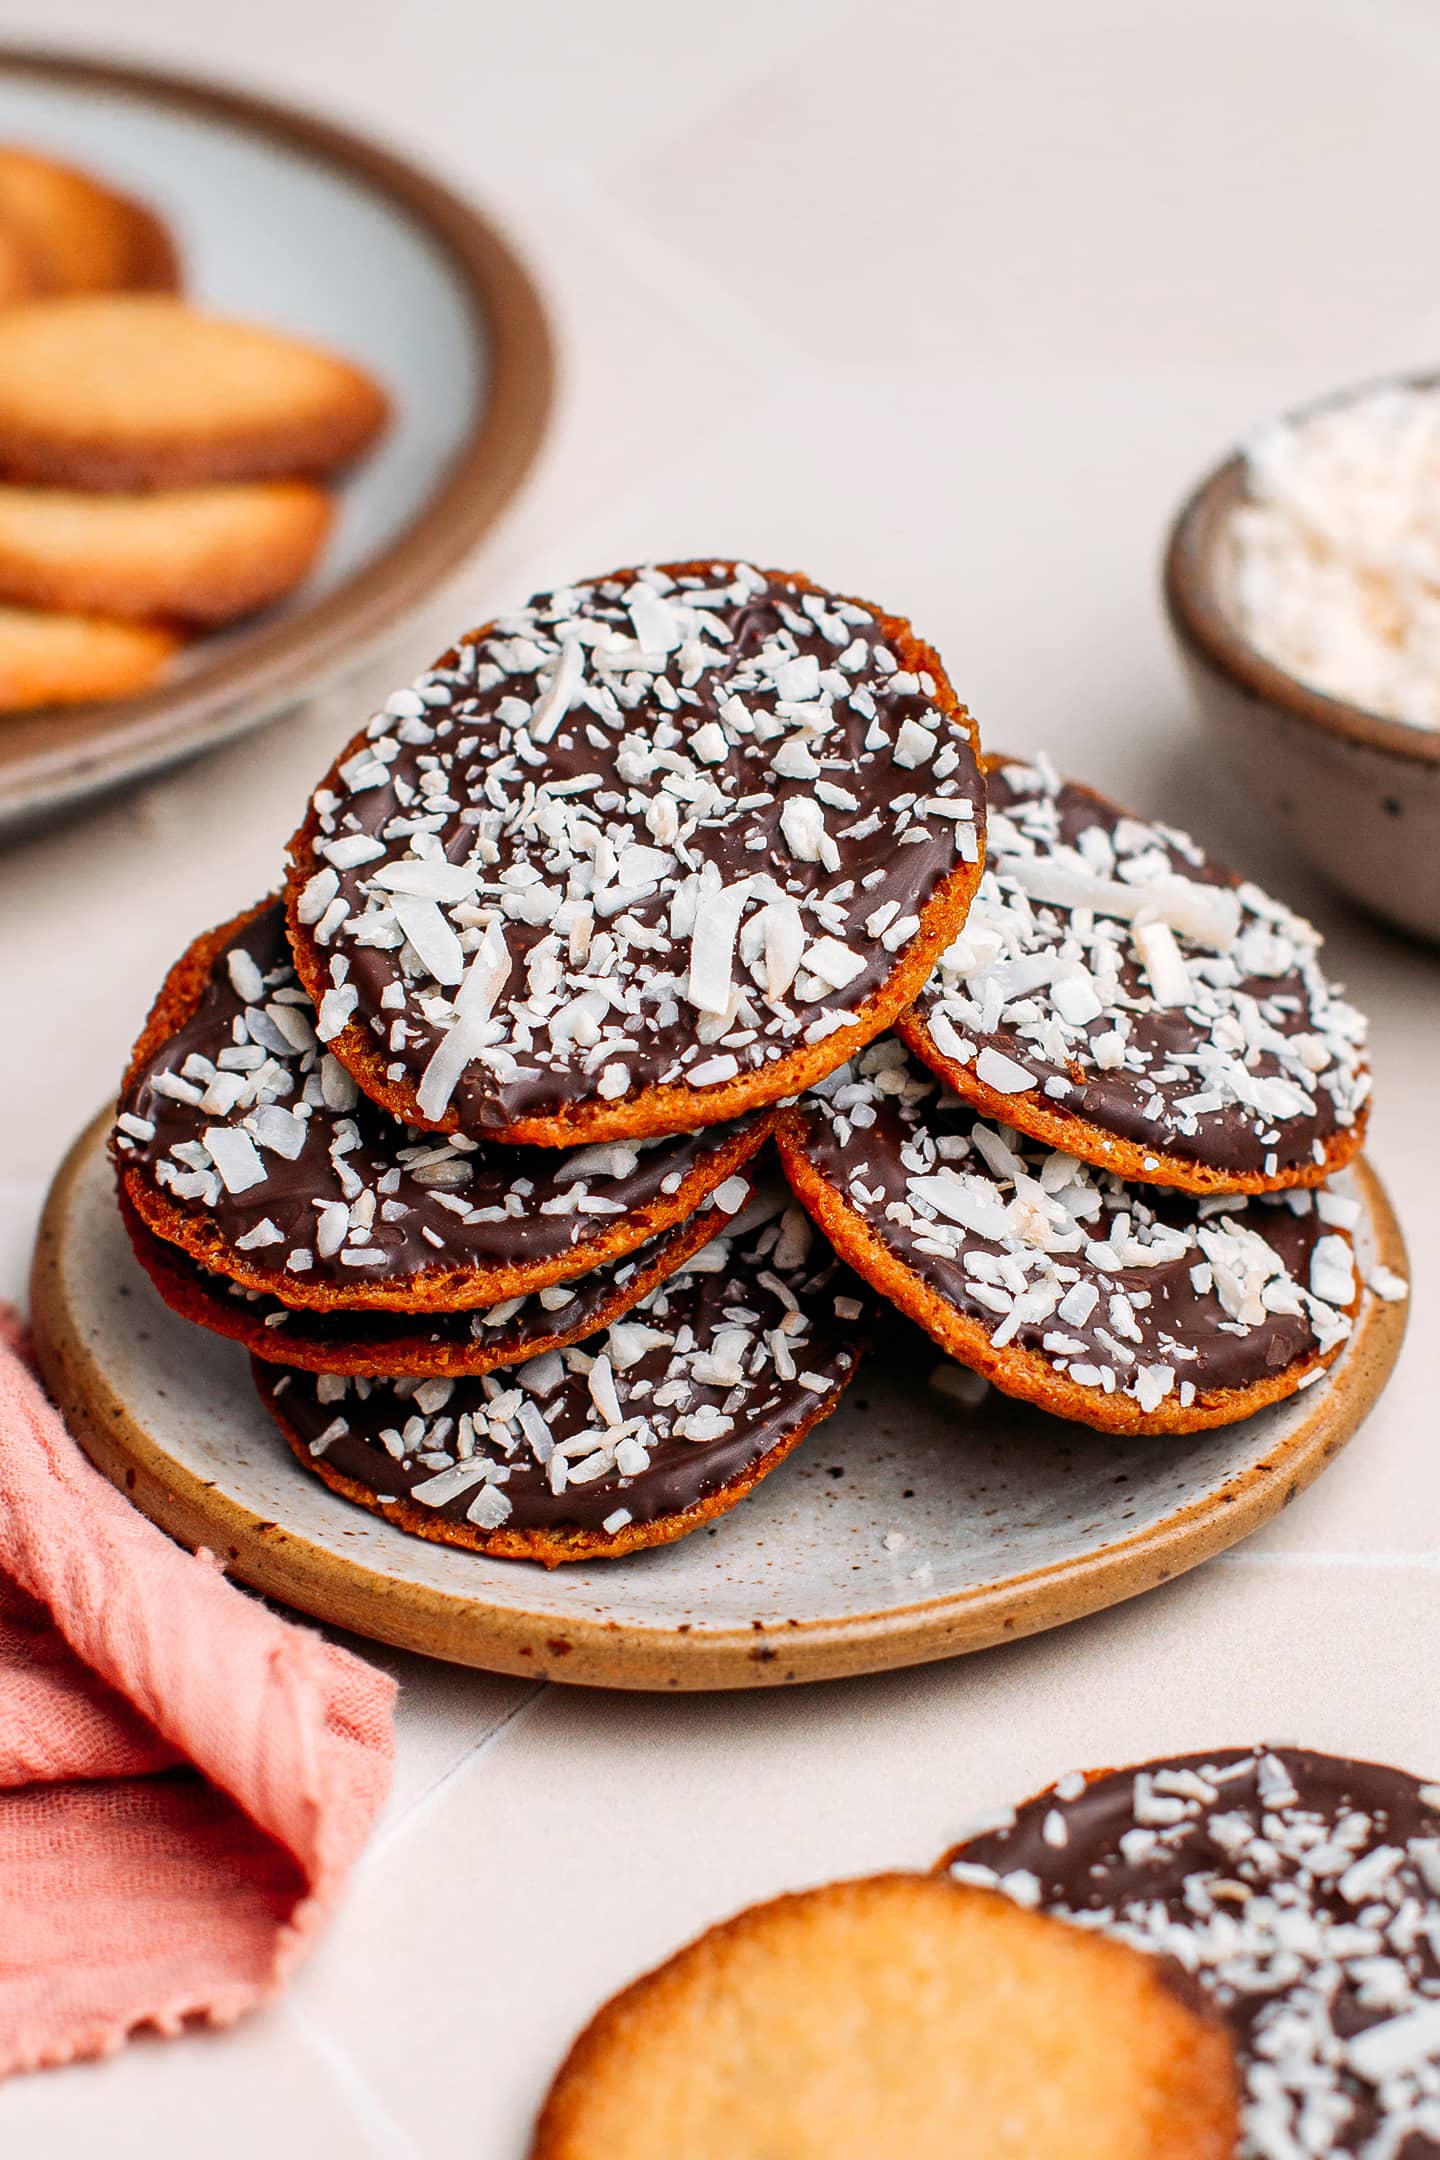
1163, 381, 1440, 946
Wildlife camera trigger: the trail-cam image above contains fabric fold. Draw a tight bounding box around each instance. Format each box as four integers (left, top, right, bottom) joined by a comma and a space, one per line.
0, 1303, 395, 2078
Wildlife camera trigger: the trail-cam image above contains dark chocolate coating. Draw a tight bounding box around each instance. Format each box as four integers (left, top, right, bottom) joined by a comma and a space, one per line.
258, 1219, 868, 1535
115, 902, 766, 1306
947, 1746, 1440, 2159
914, 760, 1369, 1179
291, 564, 982, 1127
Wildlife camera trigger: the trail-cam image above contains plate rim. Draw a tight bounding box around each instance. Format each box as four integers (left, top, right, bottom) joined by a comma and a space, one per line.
30, 1112, 1411, 1691
0, 42, 555, 822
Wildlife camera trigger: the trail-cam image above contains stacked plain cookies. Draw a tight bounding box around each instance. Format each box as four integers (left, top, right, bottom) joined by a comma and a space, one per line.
112, 559, 1393, 1565
0, 145, 386, 712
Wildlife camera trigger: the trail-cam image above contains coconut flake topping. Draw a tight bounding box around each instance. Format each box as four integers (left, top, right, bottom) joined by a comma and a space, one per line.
791, 1040, 1357, 1415
912, 756, 1368, 1182
293, 564, 981, 1127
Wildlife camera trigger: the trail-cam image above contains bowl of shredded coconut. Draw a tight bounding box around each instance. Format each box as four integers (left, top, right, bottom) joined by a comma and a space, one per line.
1164, 376, 1440, 944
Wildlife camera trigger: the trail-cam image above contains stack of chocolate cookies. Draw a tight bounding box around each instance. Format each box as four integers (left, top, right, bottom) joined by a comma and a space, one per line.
781, 750, 1378, 1435
112, 559, 1386, 1566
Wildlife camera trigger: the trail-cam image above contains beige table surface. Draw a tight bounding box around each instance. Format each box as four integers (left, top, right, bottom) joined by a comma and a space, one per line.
0, 0, 1437, 2151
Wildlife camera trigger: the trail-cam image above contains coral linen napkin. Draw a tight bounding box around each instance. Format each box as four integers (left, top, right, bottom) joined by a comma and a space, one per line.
0, 1305, 395, 2078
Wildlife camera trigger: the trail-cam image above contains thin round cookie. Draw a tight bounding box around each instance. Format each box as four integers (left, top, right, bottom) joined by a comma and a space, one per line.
119, 1170, 752, 1377
776, 1039, 1359, 1434
284, 560, 984, 1144
0, 480, 333, 625
0, 220, 39, 307
0, 147, 180, 295
0, 601, 178, 709
254, 1196, 868, 1564
941, 1746, 1440, 2160
900, 753, 1370, 1192
113, 899, 772, 1313
0, 296, 386, 489
531, 1874, 1238, 2160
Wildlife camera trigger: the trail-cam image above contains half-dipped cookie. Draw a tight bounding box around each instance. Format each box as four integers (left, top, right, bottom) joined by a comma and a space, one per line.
112, 899, 771, 1312
254, 1197, 868, 1563
120, 1171, 752, 1377
285, 561, 984, 1144
900, 754, 1369, 1192
942, 1746, 1440, 2160
777, 1040, 1360, 1433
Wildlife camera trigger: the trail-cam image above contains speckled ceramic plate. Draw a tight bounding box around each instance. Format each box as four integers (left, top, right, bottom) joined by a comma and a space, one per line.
0, 48, 552, 833
32, 1113, 1408, 1691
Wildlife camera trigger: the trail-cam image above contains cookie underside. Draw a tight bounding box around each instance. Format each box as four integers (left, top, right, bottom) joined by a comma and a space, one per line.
531, 1874, 1238, 2159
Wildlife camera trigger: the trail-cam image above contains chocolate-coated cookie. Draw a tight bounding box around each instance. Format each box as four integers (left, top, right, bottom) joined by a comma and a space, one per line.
113, 900, 770, 1311
121, 1172, 750, 1378
942, 1745, 1440, 2160
777, 1040, 1359, 1433
285, 561, 984, 1143
255, 1196, 868, 1563
900, 755, 1369, 1192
